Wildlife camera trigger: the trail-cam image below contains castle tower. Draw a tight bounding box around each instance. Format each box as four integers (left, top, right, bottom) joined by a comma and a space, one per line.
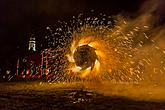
28, 35, 36, 51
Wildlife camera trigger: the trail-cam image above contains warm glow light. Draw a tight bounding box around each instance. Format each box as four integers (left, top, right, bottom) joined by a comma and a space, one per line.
72, 66, 82, 72
78, 37, 91, 45
81, 67, 91, 78
66, 54, 75, 62
94, 60, 100, 72
95, 50, 105, 58
71, 41, 76, 54
78, 43, 85, 47
88, 42, 99, 48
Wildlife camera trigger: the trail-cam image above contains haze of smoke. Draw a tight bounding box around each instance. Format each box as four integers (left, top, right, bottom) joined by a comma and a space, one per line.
84, 0, 165, 101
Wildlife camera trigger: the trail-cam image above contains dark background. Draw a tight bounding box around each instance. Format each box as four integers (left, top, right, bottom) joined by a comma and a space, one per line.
0, 0, 164, 69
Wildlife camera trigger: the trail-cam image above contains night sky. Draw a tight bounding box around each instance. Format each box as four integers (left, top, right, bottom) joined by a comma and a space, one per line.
0, 0, 164, 65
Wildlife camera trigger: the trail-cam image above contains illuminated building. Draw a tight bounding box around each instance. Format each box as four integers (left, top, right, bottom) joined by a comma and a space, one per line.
16, 34, 42, 79
28, 35, 36, 51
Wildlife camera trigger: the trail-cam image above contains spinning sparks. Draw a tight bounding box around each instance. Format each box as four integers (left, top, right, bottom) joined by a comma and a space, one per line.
36, 9, 165, 84
63, 11, 165, 83
65, 22, 143, 81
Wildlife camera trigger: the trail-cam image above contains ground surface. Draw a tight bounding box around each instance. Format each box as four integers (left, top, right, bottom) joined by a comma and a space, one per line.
0, 81, 165, 110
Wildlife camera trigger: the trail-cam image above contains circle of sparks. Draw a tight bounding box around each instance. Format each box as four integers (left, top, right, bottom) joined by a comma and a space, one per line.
37, 10, 165, 83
